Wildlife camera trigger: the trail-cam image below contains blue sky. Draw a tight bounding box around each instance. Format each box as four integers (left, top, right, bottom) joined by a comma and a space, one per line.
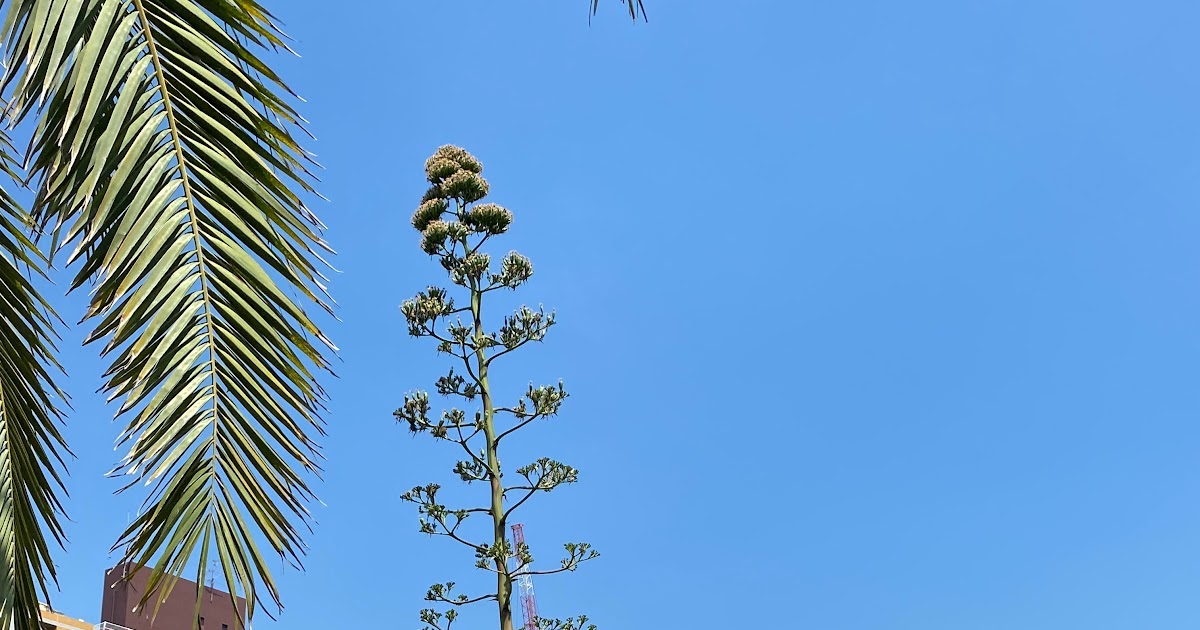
43, 1, 1200, 628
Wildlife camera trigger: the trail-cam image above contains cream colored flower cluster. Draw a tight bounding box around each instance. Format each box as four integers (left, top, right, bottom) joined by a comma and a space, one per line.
411, 145, 514, 255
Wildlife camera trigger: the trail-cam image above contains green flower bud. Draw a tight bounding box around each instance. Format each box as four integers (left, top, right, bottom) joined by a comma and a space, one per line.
464, 203, 514, 235
412, 198, 447, 231
422, 185, 445, 203
429, 145, 483, 174
445, 221, 470, 241
400, 288, 453, 327
442, 170, 489, 203
451, 253, 491, 285
425, 157, 461, 183
494, 250, 534, 288
421, 220, 451, 255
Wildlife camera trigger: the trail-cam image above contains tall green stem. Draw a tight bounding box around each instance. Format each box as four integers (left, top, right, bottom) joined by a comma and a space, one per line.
470, 274, 514, 630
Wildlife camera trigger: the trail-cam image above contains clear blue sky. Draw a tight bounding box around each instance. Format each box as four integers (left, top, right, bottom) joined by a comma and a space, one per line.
45, 1, 1200, 628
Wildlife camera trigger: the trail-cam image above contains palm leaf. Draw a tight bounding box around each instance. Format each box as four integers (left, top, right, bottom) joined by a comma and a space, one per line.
2, 0, 334, 621
592, 0, 647, 21
0, 129, 69, 630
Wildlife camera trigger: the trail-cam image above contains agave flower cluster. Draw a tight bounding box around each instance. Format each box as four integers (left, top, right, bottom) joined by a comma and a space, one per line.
413, 146, 509, 248
406, 146, 534, 299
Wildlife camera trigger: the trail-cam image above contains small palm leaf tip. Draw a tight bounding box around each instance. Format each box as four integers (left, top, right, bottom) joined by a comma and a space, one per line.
0, 137, 70, 630
0, 0, 335, 624
591, 0, 647, 21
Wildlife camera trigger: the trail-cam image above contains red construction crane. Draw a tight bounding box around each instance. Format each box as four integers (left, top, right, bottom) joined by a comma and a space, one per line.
509, 523, 541, 630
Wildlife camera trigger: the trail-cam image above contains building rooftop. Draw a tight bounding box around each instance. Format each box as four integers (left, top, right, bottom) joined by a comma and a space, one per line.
38, 602, 93, 630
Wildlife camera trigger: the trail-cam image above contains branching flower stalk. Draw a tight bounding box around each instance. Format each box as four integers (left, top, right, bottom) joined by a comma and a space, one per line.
395, 146, 597, 630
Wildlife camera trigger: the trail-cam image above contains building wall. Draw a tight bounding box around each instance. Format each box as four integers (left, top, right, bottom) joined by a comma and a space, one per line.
100, 564, 246, 630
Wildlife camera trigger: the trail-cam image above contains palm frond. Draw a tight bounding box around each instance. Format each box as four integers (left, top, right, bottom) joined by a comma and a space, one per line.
0, 130, 69, 630
591, 0, 647, 21
3, 0, 334, 621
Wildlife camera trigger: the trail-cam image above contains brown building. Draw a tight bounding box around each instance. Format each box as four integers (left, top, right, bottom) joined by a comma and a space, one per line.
100, 564, 247, 630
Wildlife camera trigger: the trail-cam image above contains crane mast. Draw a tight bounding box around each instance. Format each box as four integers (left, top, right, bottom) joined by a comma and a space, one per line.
509, 523, 541, 630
